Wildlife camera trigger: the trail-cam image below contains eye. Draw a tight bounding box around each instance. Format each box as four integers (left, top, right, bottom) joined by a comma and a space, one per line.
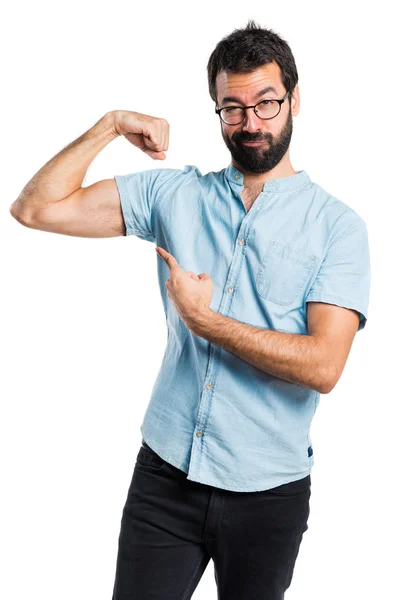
260, 100, 271, 105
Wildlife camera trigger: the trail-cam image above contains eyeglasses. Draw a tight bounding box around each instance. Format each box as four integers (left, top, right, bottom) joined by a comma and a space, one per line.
215, 89, 290, 125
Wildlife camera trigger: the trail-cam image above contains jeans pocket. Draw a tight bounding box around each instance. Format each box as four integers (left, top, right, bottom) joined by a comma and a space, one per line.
136, 441, 166, 472
267, 475, 311, 496
256, 241, 316, 306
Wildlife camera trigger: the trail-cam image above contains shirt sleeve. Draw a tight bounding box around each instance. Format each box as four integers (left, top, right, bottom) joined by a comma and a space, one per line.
114, 167, 184, 242
305, 215, 371, 332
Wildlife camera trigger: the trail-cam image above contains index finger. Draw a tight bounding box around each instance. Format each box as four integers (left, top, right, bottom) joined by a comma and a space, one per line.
155, 246, 180, 271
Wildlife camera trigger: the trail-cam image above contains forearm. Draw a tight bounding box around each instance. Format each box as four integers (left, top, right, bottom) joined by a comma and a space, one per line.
11, 110, 120, 219
192, 309, 330, 393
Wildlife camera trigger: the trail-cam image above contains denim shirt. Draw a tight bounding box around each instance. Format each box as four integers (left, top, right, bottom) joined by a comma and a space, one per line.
114, 163, 370, 492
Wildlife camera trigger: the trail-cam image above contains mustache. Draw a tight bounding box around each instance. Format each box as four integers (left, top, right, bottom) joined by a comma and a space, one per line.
234, 135, 270, 143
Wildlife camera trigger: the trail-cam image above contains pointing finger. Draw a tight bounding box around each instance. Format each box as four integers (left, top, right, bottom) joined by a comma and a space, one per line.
155, 246, 180, 271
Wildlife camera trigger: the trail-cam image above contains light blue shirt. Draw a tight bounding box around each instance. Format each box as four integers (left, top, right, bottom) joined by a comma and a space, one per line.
114, 163, 370, 492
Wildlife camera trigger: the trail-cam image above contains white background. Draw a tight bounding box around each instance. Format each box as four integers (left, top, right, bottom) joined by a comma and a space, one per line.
2, 1, 398, 599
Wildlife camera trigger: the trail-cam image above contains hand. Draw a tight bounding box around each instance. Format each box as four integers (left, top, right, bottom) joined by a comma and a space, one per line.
155, 246, 214, 332
112, 110, 169, 160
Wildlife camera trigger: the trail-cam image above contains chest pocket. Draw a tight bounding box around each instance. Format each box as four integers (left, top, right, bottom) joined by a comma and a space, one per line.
256, 241, 316, 306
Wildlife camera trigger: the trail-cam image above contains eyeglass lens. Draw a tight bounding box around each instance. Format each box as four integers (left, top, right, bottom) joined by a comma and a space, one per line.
220, 100, 280, 124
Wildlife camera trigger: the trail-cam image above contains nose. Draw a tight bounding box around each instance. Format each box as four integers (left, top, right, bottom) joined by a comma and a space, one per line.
241, 108, 262, 133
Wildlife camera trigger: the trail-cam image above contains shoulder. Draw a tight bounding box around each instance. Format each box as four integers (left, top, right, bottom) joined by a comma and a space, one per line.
309, 180, 367, 238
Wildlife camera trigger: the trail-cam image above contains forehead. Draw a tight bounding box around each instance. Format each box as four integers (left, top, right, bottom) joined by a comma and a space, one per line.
216, 62, 283, 104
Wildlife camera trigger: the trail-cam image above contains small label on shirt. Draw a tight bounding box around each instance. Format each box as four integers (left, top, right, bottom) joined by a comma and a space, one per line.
308, 445, 313, 457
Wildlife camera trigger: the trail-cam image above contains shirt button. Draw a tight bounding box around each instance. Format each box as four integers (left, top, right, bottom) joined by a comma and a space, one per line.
206, 383, 212, 390
196, 431, 203, 437
238, 239, 245, 246
234, 173, 240, 180
228, 286, 234, 293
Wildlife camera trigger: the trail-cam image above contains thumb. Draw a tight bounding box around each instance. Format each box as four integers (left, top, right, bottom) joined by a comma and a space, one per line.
197, 273, 210, 280
143, 149, 166, 160
187, 271, 200, 280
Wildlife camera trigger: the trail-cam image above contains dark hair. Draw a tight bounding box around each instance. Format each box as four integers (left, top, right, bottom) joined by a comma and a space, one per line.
207, 19, 298, 107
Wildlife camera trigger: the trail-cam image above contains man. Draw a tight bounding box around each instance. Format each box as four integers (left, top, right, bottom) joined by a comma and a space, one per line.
10, 19, 370, 600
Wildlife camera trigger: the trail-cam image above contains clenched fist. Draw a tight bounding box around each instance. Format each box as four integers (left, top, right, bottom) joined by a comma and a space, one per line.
112, 110, 169, 160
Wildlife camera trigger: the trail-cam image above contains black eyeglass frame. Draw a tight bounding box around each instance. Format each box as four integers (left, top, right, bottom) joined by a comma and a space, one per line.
215, 89, 291, 125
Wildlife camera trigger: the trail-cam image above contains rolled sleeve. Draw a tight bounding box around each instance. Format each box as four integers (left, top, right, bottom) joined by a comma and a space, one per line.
114, 167, 185, 242
306, 216, 371, 332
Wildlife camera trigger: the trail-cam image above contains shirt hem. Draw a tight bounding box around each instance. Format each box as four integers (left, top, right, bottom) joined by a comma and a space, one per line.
141, 429, 312, 493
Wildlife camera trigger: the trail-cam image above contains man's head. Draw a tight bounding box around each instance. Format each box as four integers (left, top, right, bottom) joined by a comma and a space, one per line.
207, 20, 300, 175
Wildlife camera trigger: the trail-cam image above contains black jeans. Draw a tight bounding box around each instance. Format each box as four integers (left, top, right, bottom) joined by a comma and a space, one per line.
111, 439, 311, 600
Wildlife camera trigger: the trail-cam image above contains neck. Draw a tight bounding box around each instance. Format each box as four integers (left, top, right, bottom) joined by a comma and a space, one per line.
232, 157, 297, 189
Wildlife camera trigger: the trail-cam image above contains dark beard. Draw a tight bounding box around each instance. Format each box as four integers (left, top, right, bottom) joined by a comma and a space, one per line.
221, 107, 293, 174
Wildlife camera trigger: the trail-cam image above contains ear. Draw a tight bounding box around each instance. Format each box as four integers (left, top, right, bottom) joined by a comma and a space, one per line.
290, 83, 300, 117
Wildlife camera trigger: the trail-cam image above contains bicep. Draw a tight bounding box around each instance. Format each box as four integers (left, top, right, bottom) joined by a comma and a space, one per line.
30, 179, 126, 238
306, 300, 360, 386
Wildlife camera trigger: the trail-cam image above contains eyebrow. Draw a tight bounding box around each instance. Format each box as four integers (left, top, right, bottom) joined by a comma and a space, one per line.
221, 85, 279, 105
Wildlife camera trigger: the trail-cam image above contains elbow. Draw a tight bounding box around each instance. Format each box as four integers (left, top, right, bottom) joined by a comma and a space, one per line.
9, 202, 35, 227
318, 370, 339, 395
319, 381, 334, 394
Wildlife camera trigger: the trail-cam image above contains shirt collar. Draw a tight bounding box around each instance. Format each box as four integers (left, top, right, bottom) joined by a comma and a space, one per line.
224, 162, 312, 193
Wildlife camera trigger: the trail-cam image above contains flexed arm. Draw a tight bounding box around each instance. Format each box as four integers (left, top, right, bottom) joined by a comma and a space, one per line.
9, 110, 170, 238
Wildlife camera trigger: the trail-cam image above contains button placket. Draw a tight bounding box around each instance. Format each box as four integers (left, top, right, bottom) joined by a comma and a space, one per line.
224, 237, 247, 296
192, 173, 251, 469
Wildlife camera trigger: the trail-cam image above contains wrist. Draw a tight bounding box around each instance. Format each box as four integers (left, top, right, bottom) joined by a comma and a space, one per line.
108, 110, 131, 138
103, 110, 122, 139
190, 307, 215, 337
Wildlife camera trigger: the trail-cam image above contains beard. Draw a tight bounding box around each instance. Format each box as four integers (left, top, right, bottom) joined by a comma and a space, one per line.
221, 106, 293, 174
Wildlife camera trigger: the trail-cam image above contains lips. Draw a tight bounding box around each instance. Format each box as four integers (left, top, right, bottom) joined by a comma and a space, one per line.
241, 140, 267, 146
